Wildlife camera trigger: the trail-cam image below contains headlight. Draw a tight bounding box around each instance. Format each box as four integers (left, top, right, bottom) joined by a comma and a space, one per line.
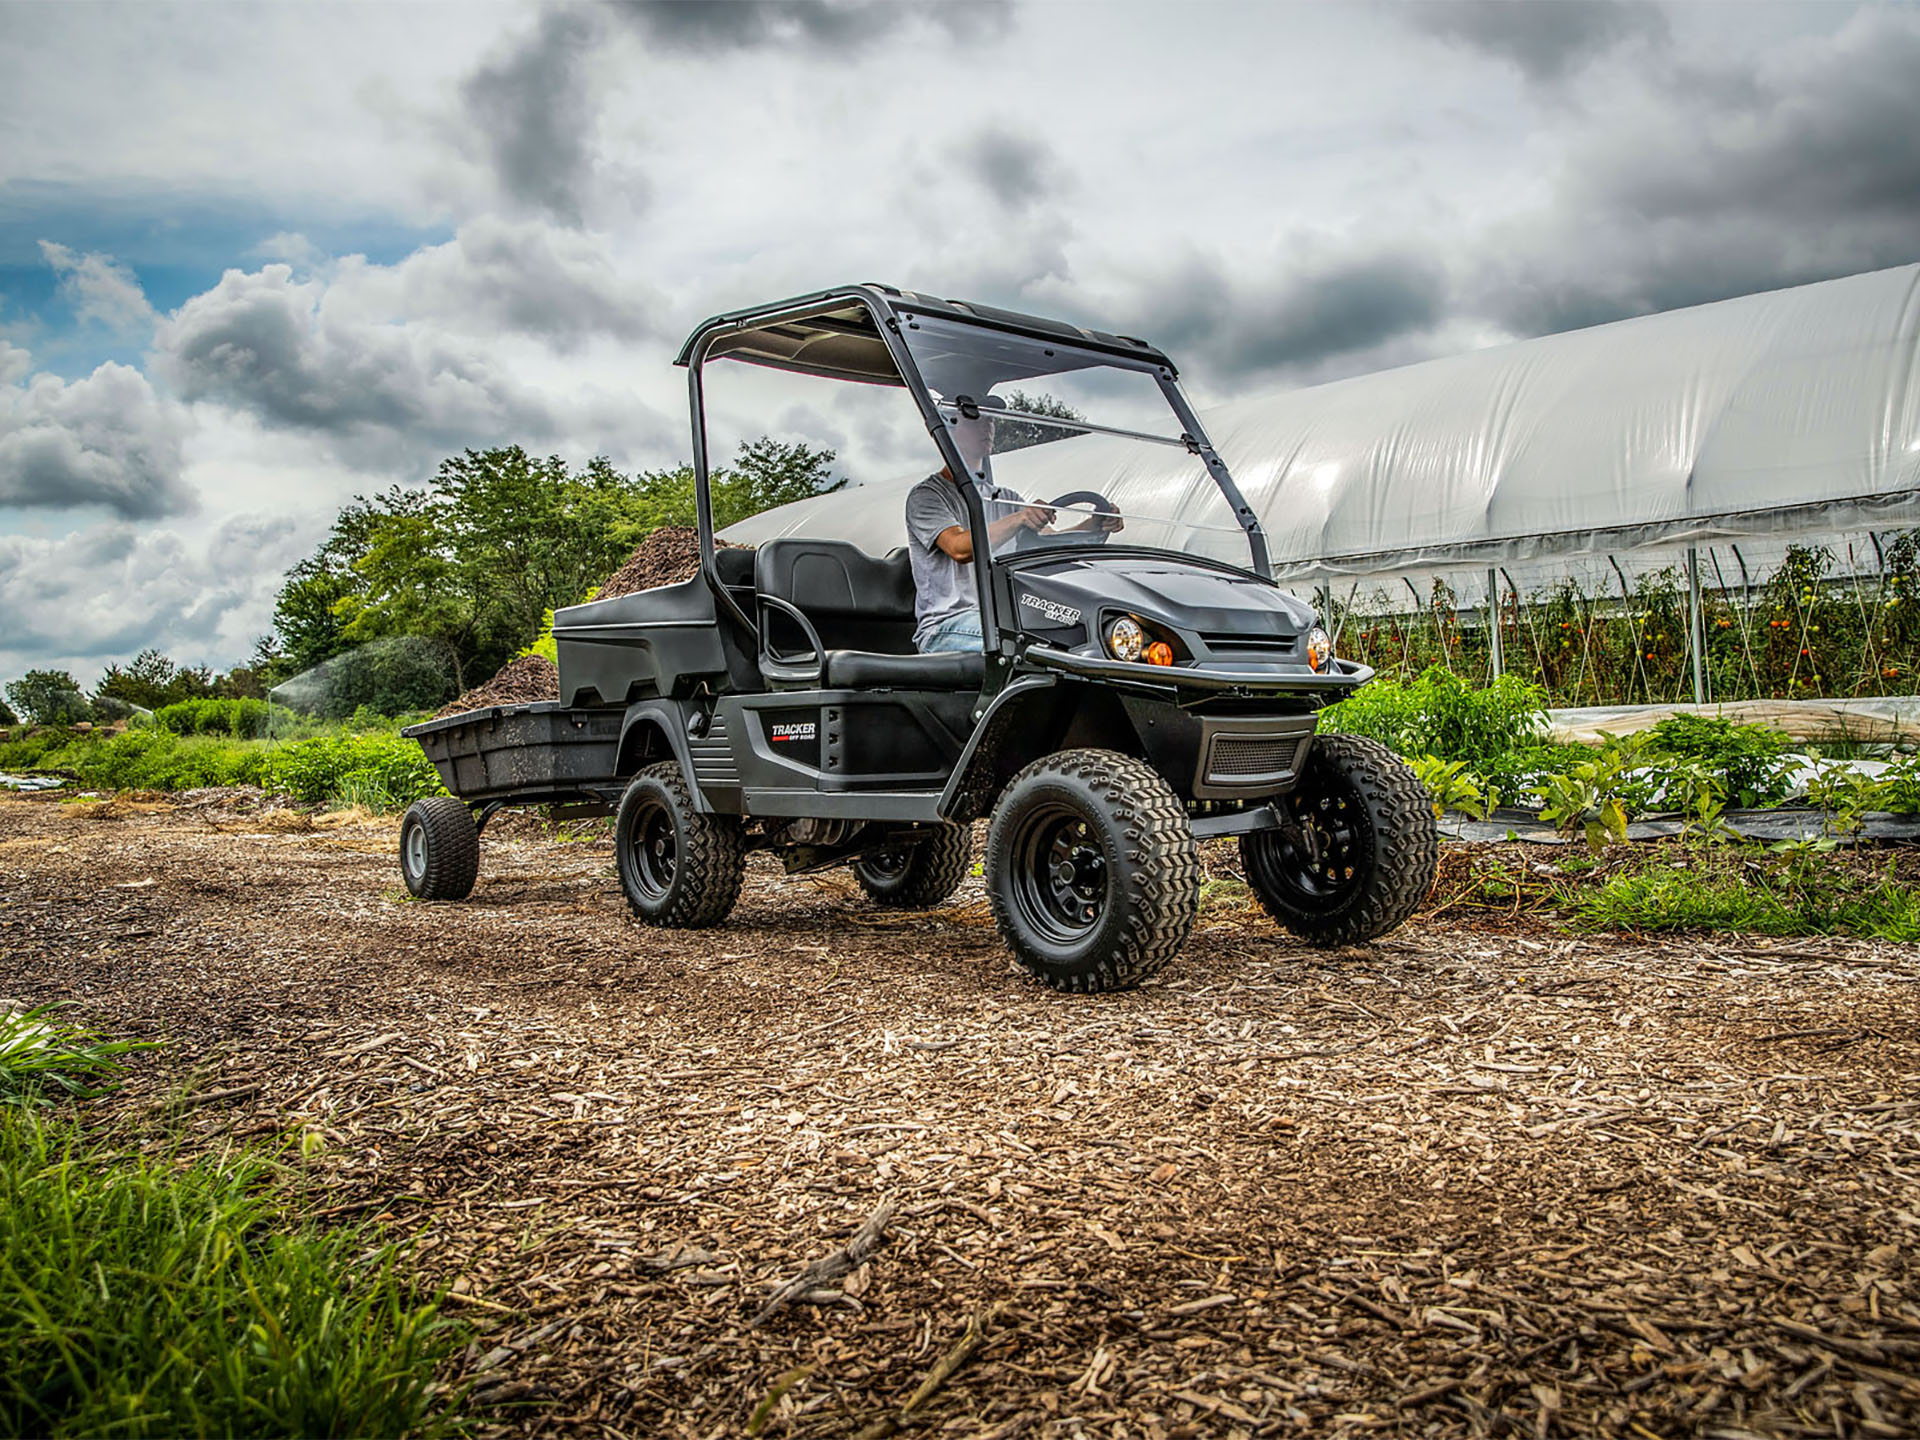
1105, 615, 1144, 662
1305, 626, 1332, 672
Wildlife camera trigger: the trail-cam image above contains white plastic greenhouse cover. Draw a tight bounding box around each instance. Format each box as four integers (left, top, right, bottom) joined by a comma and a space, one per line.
723, 264, 1920, 581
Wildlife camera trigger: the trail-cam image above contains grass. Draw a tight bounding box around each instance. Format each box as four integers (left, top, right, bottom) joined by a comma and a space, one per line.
1569, 854, 1920, 941
0, 1006, 468, 1438
0, 1113, 467, 1439
0, 1006, 151, 1106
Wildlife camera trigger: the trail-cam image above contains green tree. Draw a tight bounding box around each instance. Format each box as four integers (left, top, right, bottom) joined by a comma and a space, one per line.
96, 648, 214, 710
0, 696, 17, 726
5, 670, 91, 725
710, 438, 845, 528
991, 391, 1087, 453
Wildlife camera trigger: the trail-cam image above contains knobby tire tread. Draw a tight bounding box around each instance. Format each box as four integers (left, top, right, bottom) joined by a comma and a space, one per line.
622, 762, 746, 929
988, 748, 1199, 993
854, 826, 973, 908
1243, 733, 1437, 947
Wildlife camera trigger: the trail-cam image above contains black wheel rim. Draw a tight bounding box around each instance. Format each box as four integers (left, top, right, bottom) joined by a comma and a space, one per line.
627, 800, 677, 900
1009, 802, 1109, 944
864, 848, 911, 879
1266, 780, 1364, 903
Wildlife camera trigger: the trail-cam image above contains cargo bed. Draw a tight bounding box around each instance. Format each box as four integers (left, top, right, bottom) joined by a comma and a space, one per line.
402, 703, 623, 805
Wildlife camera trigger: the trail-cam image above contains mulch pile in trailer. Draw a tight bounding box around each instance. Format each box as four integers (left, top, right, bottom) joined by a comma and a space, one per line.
3, 789, 1915, 1440
434, 655, 561, 719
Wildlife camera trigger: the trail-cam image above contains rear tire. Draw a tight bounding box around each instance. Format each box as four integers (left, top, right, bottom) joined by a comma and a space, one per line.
985, 749, 1197, 993
399, 796, 480, 901
616, 762, 746, 928
852, 826, 972, 908
1240, 733, 1437, 946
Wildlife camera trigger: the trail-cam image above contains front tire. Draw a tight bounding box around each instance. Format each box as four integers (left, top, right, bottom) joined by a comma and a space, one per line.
399, 796, 480, 901
1240, 733, 1437, 946
852, 826, 972, 908
985, 749, 1198, 993
615, 762, 746, 928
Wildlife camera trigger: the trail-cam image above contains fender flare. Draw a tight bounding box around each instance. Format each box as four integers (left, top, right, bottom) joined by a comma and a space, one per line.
618, 701, 707, 807
936, 675, 1058, 820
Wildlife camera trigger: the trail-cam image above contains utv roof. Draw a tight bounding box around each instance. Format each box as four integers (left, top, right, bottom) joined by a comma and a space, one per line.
673, 283, 1176, 385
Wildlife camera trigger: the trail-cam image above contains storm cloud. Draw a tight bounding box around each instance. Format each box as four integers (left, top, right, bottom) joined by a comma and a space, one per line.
1406, 0, 1668, 83
956, 128, 1067, 213
0, 511, 303, 675
1122, 249, 1451, 387
1486, 6, 1920, 334
611, 0, 1011, 53
459, 6, 605, 225
0, 358, 193, 518
154, 221, 657, 458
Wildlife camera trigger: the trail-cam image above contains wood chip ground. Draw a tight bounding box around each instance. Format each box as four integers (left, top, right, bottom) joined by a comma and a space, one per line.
1, 790, 1915, 1439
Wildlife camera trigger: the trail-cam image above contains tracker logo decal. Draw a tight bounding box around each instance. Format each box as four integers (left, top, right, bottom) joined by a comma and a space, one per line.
1019, 593, 1082, 626
770, 722, 816, 742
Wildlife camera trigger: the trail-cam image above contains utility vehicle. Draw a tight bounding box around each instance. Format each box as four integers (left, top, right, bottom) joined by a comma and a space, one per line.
400, 284, 1437, 991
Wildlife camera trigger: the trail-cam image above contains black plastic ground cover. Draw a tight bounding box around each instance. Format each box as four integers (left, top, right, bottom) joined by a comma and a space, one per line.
1438, 806, 1920, 846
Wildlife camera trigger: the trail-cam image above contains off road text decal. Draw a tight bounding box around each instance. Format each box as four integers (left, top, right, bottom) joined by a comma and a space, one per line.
770, 722, 817, 742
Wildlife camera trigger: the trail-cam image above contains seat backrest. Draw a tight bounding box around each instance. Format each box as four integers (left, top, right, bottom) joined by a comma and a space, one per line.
755, 539, 917, 654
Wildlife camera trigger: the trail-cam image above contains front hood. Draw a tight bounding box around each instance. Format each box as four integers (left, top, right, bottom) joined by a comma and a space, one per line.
1008, 553, 1317, 665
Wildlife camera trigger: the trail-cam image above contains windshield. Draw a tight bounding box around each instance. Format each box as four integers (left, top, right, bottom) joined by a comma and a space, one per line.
897, 314, 1256, 567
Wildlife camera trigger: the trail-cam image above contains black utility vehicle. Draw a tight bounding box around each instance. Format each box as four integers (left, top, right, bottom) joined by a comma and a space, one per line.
401, 285, 1437, 991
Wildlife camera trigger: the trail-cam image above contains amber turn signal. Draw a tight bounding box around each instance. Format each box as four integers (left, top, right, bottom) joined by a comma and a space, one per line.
1144, 641, 1174, 666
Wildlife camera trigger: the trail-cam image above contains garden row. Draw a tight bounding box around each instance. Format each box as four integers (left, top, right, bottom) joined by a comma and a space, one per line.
1323, 666, 1920, 846
1328, 537, 1920, 703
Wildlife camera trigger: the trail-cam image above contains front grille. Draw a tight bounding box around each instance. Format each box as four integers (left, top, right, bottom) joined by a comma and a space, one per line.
1198, 631, 1295, 656
1207, 734, 1310, 781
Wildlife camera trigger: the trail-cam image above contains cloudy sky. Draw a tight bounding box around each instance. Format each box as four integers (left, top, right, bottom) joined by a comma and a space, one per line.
3, 0, 1918, 683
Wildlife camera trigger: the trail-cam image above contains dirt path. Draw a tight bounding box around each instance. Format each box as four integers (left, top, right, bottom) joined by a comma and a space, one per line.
2, 790, 1916, 1439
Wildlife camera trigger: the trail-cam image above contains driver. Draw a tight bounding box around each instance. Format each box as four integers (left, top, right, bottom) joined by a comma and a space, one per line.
905, 405, 1121, 653
905, 407, 1055, 653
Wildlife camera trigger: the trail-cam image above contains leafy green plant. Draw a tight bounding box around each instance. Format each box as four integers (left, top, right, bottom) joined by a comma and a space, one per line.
1535, 740, 1644, 852
1571, 852, 1920, 942
0, 1111, 467, 1438
1643, 715, 1795, 806
1407, 754, 1499, 820
1319, 666, 1547, 761
0, 1007, 150, 1107
1805, 759, 1880, 837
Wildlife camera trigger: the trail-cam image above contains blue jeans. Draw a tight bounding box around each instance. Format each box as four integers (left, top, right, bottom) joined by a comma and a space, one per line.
918, 609, 984, 653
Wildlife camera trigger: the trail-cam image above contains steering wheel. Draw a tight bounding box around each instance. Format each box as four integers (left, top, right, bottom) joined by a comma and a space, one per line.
1012, 490, 1121, 551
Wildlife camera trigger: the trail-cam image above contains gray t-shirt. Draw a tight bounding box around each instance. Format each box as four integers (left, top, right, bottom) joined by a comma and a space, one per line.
904, 472, 1026, 649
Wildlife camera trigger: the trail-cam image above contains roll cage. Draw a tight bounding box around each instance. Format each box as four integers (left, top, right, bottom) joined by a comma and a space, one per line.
673, 284, 1274, 672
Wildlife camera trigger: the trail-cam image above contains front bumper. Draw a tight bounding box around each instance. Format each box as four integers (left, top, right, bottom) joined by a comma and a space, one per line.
1024, 645, 1372, 696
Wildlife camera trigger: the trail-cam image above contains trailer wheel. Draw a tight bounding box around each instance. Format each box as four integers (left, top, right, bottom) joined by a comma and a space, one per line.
1240, 733, 1437, 947
399, 796, 480, 901
852, 825, 972, 908
986, 749, 1198, 993
616, 762, 745, 928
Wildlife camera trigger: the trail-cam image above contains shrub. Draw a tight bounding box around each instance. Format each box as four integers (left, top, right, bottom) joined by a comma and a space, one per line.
1320, 666, 1548, 762
263, 734, 444, 808
153, 697, 270, 738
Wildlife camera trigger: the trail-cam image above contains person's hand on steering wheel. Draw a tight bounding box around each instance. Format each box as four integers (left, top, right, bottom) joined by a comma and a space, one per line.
1015, 503, 1058, 532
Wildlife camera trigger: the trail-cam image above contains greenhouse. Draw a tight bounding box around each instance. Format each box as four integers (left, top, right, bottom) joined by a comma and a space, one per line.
729, 263, 1920, 706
